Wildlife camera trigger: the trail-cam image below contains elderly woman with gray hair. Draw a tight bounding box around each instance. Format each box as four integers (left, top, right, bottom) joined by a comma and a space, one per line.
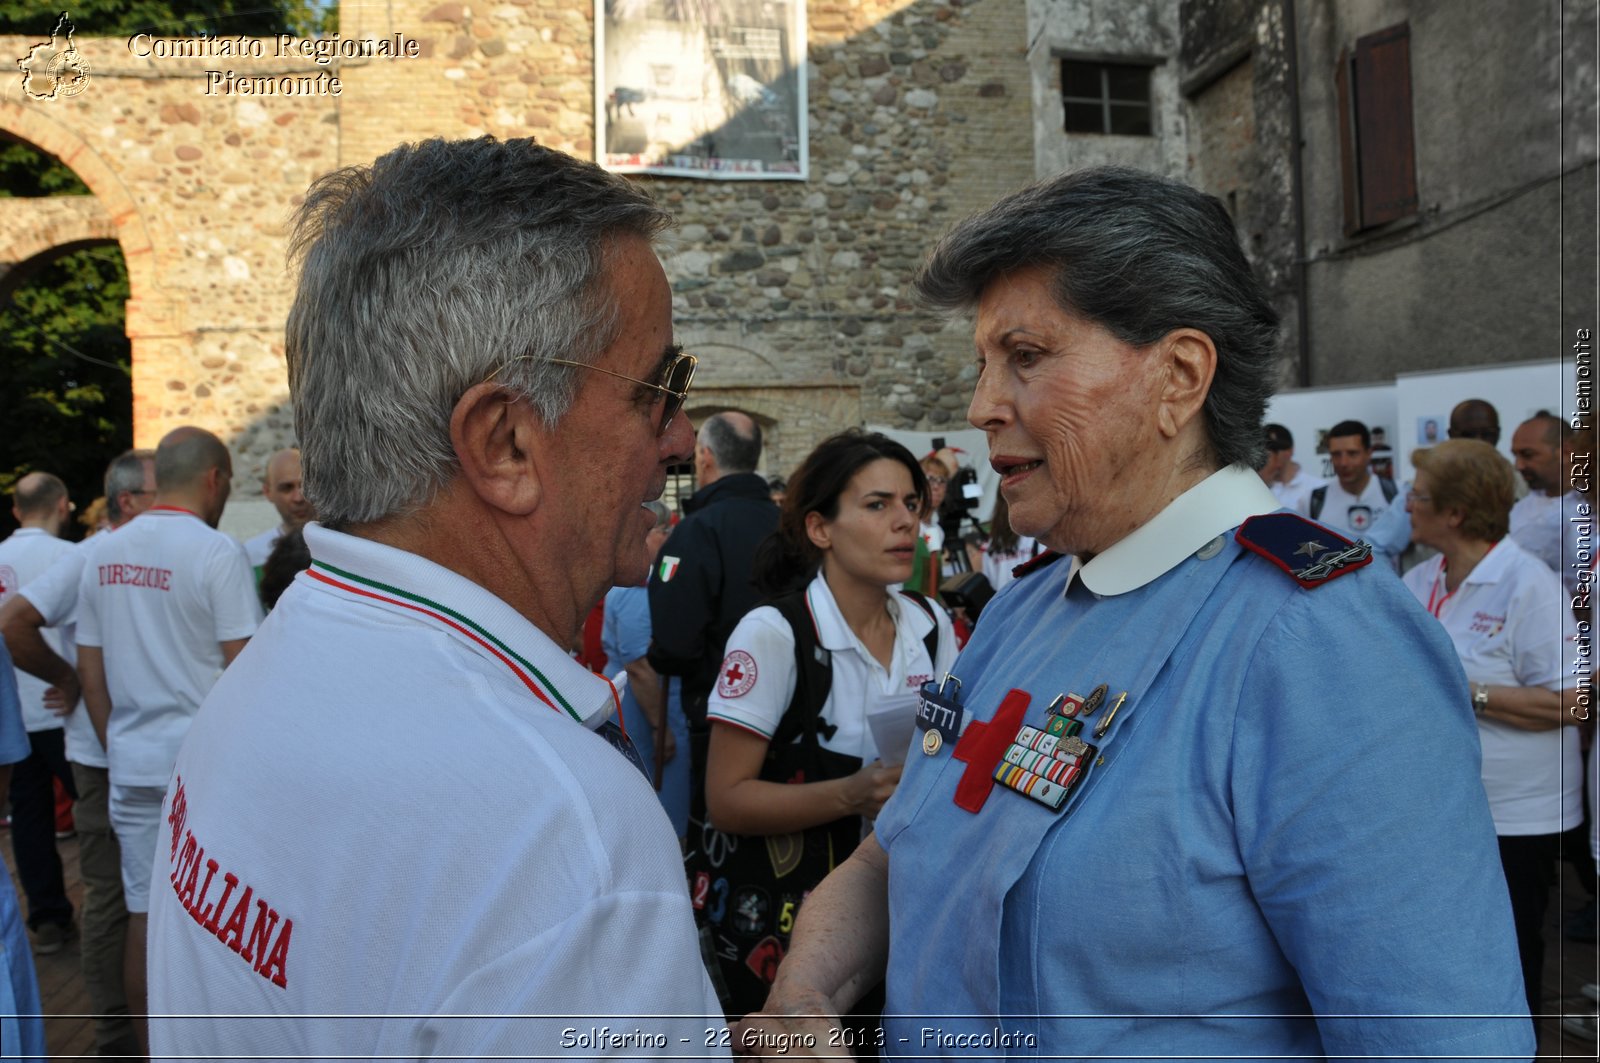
602, 498, 690, 838
740, 168, 1531, 1059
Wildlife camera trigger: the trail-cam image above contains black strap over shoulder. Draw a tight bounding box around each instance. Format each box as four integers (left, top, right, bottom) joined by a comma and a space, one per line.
766, 588, 943, 749
1309, 485, 1327, 519
767, 591, 834, 748
897, 590, 942, 666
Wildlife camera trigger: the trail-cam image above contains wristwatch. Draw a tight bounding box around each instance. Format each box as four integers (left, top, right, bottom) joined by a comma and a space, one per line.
1471, 682, 1490, 715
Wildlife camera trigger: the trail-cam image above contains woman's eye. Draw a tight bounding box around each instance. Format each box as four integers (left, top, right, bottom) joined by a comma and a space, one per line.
1013, 347, 1042, 368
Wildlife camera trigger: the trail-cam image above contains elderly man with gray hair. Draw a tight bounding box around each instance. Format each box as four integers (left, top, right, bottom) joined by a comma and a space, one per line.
145, 138, 727, 1059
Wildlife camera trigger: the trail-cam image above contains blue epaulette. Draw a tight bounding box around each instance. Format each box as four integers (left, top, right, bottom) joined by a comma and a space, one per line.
1013, 550, 1067, 580
1235, 513, 1373, 589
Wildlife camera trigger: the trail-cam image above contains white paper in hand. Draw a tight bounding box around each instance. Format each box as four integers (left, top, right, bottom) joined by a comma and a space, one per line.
867, 690, 922, 766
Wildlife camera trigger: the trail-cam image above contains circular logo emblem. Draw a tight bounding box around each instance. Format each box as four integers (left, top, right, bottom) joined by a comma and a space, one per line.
921, 728, 943, 756
47, 49, 91, 97
717, 650, 758, 699
1347, 505, 1373, 531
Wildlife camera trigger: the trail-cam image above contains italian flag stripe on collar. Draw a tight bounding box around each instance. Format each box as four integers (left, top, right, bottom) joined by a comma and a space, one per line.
308, 560, 581, 723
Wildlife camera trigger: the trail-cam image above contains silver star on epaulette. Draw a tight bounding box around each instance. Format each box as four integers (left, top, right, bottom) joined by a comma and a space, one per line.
1295, 540, 1328, 558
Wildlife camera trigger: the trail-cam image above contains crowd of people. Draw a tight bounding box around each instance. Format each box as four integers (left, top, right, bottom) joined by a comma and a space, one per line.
0, 137, 1593, 1060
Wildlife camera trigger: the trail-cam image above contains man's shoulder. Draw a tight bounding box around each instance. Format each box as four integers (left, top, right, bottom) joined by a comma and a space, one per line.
0, 529, 72, 565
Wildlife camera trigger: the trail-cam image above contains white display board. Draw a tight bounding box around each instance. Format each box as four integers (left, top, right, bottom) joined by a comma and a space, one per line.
1393, 360, 1567, 480
1264, 383, 1398, 481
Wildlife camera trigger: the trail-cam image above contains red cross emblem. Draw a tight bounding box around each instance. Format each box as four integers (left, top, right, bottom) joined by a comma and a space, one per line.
950, 689, 1031, 813
717, 649, 758, 699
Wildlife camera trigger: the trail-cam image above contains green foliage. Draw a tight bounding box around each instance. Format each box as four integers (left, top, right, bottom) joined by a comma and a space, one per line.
0, 248, 132, 539
0, 138, 89, 197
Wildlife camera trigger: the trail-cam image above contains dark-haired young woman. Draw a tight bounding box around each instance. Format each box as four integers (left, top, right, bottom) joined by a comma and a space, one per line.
695, 430, 956, 1019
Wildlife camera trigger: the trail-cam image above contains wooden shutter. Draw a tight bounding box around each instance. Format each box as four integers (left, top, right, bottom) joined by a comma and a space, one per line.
1338, 23, 1418, 233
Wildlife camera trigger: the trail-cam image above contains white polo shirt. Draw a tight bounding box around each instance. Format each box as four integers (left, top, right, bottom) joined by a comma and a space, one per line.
0, 528, 76, 733
13, 540, 106, 767
979, 536, 1040, 594
1270, 466, 1326, 516
1508, 489, 1577, 575
708, 572, 957, 762
242, 525, 283, 570
75, 507, 261, 787
1402, 537, 1580, 834
1299, 476, 1393, 539
146, 523, 726, 1058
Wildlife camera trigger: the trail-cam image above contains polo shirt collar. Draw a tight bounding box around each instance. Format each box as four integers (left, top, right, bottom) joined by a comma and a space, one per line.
804, 571, 918, 666
302, 522, 617, 730
1075, 465, 1281, 597
8, 527, 49, 539
1460, 539, 1515, 586
806, 571, 858, 652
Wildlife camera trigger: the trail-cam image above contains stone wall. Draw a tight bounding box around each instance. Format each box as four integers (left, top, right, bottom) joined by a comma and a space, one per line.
1291, 0, 1593, 384
1, 0, 1036, 484
1027, 0, 1189, 179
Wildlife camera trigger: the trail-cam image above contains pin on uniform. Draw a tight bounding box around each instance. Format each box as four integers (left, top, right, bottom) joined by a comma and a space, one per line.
917, 672, 967, 756
990, 683, 1121, 811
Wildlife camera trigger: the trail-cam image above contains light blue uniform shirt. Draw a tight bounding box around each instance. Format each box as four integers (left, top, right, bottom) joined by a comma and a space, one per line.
876, 467, 1531, 1060
602, 584, 691, 837
1, 641, 46, 1061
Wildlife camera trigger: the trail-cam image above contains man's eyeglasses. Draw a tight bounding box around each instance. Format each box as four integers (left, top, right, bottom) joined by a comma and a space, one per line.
492, 350, 697, 437
1406, 489, 1433, 504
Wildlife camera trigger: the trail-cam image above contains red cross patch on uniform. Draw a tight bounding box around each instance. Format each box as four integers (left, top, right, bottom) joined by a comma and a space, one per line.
718, 650, 758, 699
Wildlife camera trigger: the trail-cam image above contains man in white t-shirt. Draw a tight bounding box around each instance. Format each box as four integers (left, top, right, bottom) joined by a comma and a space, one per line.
240, 448, 313, 580
0, 448, 155, 1057
1509, 412, 1583, 583
0, 472, 78, 956
1301, 419, 1399, 541
1260, 424, 1326, 513
145, 138, 727, 1059
76, 427, 261, 1052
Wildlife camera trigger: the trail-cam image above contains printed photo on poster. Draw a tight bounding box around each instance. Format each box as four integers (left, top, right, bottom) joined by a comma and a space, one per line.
597, 0, 807, 180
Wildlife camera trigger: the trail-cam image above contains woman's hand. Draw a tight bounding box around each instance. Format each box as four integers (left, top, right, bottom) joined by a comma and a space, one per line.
840, 759, 902, 820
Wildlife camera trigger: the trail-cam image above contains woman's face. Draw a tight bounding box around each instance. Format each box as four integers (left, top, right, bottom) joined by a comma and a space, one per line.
809, 458, 922, 588
967, 265, 1169, 556
1404, 471, 1448, 548
922, 466, 948, 515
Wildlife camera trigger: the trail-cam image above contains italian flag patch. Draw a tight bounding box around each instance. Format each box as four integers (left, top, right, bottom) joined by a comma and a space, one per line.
658, 556, 681, 582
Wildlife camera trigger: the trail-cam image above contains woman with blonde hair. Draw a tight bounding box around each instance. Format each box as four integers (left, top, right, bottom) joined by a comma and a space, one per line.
1401, 438, 1581, 1032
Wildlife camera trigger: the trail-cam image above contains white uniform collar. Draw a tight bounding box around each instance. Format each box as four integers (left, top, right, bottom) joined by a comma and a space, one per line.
1458, 538, 1519, 587
6, 527, 51, 539
804, 571, 911, 653
301, 522, 618, 730
1074, 465, 1281, 597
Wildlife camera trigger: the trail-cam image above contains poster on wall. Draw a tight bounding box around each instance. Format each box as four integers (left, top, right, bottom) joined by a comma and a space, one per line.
596, 0, 808, 180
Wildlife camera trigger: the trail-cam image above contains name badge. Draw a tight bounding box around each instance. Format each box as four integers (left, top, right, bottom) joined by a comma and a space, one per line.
595, 720, 652, 783
921, 675, 966, 752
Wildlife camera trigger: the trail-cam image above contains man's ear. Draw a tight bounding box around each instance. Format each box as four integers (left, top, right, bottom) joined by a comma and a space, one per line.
1155, 328, 1218, 441
450, 382, 544, 516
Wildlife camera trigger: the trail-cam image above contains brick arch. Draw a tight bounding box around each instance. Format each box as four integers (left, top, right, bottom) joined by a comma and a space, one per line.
0, 195, 116, 266
0, 103, 155, 298
0, 196, 118, 302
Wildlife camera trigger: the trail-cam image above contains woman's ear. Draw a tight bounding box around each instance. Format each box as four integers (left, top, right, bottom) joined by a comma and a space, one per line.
804, 509, 831, 553
1154, 328, 1218, 441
